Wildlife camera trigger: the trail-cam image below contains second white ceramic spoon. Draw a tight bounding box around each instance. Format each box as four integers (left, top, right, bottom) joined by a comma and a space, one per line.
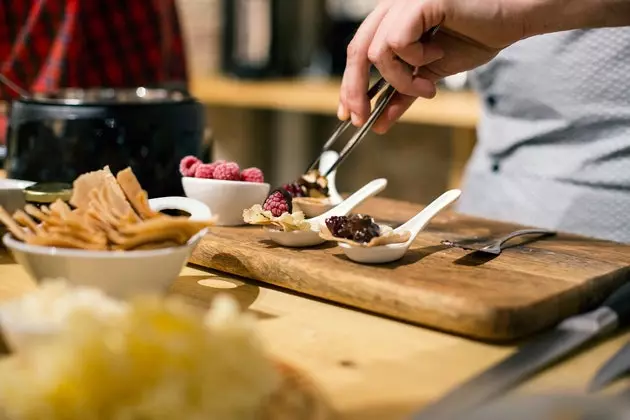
319, 150, 343, 205
265, 178, 388, 248
337, 189, 462, 264
296, 150, 343, 218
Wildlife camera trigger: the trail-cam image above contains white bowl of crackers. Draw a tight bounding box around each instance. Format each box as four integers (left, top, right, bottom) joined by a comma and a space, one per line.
0, 166, 215, 300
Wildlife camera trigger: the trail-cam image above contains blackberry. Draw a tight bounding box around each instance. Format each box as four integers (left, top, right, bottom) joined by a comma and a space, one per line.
325, 216, 349, 237
325, 214, 381, 243
282, 182, 307, 198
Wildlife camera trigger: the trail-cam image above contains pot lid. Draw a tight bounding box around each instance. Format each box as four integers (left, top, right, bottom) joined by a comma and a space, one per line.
20, 87, 193, 106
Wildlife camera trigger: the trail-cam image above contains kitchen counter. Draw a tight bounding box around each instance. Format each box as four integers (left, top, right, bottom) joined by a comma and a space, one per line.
0, 249, 628, 419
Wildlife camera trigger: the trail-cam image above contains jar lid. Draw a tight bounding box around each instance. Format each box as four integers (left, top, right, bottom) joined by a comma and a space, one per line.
23, 182, 73, 204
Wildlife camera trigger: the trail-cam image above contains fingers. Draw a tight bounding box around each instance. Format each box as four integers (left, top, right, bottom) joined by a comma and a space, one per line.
394, 41, 444, 68
372, 92, 418, 134
339, 0, 446, 133
367, 0, 445, 97
339, 0, 393, 126
386, 0, 444, 56
367, 28, 429, 98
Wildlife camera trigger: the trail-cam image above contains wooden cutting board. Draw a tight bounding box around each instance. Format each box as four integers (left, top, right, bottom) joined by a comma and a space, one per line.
189, 197, 630, 342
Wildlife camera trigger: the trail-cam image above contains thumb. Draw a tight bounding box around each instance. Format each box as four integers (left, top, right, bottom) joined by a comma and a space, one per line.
384, 0, 446, 53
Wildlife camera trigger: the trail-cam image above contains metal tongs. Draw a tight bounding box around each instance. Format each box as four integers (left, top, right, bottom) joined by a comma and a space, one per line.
307, 25, 441, 176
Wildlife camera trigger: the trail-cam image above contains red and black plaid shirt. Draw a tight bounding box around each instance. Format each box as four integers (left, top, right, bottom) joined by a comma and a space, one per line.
0, 0, 189, 98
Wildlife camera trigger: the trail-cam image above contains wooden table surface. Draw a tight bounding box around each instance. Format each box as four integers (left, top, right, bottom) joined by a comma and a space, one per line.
0, 250, 628, 419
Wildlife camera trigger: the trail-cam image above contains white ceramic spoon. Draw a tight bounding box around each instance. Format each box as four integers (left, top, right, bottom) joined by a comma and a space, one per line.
320, 150, 343, 205
265, 178, 388, 248
337, 189, 462, 264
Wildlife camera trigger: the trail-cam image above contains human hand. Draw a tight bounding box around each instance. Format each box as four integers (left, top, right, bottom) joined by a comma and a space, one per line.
338, 0, 534, 133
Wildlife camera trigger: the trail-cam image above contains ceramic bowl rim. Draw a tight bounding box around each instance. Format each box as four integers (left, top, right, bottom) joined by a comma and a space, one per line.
182, 176, 270, 189
2, 232, 202, 259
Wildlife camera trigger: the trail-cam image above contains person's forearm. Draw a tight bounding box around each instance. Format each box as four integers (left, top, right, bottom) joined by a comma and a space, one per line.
521, 0, 630, 37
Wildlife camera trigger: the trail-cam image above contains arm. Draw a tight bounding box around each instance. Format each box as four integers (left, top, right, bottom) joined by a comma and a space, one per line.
339, 0, 630, 133
522, 0, 630, 37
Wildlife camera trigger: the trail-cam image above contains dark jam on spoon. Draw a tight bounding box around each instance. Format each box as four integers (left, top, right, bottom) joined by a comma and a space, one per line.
325, 215, 381, 243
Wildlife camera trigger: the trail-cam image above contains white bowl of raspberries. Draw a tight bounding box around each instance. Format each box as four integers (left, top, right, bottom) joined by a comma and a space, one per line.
179, 156, 270, 226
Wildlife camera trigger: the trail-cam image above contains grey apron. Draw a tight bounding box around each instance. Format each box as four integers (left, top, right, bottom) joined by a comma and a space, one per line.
458, 27, 630, 242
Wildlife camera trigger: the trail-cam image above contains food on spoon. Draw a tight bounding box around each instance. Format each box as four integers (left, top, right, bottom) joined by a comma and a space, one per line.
263, 189, 293, 217
297, 169, 329, 198
326, 215, 380, 243
276, 169, 329, 200
259, 169, 331, 217
245, 189, 312, 232
0, 294, 281, 420
281, 181, 306, 198
0, 166, 214, 251
269, 169, 333, 218
243, 204, 311, 232
179, 156, 265, 183
319, 214, 410, 247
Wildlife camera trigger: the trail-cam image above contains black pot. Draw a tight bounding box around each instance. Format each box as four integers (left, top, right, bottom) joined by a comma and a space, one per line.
4, 88, 205, 198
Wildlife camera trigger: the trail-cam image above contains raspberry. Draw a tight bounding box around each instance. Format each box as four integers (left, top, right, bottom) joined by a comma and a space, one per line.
213, 162, 241, 181
240, 167, 264, 183
202, 160, 226, 179
282, 182, 306, 197
179, 155, 201, 177
263, 189, 292, 217
194, 163, 215, 179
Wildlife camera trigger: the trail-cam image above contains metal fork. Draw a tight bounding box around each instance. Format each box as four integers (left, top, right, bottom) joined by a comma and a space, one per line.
475, 229, 557, 254
306, 25, 441, 176
442, 228, 557, 255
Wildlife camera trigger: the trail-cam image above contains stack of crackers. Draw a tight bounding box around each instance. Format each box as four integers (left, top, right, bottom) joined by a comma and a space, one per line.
0, 166, 214, 250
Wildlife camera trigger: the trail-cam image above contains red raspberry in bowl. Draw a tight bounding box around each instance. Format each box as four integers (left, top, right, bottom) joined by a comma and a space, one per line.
203, 160, 226, 179
179, 156, 201, 177
240, 167, 264, 183
213, 162, 241, 181
194, 163, 216, 179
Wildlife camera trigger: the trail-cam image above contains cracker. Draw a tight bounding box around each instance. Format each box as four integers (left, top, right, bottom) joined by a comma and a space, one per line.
12, 210, 39, 233
243, 205, 311, 232
0, 206, 28, 241
107, 228, 189, 250
25, 233, 107, 250
46, 226, 107, 246
116, 167, 160, 219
